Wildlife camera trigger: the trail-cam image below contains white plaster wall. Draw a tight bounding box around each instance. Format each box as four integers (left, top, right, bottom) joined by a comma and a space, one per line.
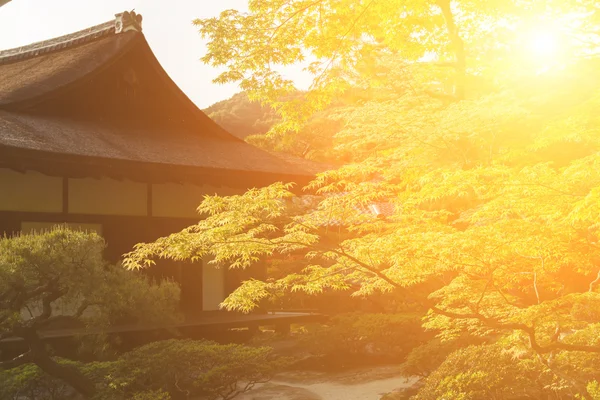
68, 177, 147, 216
202, 264, 225, 311
152, 183, 205, 218
0, 169, 62, 212
152, 183, 242, 218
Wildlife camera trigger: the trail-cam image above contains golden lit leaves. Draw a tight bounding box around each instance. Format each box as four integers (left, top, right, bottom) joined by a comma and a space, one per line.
132, 3, 600, 382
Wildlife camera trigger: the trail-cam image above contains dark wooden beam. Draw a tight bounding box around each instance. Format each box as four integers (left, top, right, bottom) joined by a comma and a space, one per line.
62, 177, 69, 214
0, 146, 313, 194
146, 183, 152, 217
0, 210, 198, 226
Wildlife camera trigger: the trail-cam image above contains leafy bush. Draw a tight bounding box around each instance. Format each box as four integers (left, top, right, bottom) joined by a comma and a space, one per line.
0, 339, 284, 400
129, 390, 172, 400
0, 363, 74, 400
105, 339, 285, 400
401, 335, 485, 378
380, 388, 420, 400
588, 381, 600, 400
413, 344, 562, 400
300, 313, 430, 367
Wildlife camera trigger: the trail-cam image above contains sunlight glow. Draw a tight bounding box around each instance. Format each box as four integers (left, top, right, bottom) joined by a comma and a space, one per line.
518, 23, 570, 74
528, 30, 560, 58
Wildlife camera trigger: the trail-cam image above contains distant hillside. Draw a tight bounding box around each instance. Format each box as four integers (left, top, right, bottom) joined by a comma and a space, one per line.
204, 91, 359, 165
203, 93, 278, 139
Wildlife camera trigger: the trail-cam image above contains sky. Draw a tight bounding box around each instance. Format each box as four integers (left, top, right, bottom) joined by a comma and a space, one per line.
0, 0, 298, 108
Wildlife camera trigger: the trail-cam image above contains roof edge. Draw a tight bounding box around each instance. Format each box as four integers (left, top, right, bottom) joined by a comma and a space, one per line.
0, 10, 142, 65
0, 145, 315, 189
136, 35, 245, 142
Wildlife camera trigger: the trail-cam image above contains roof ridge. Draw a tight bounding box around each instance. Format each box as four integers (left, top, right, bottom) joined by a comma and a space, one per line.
0, 11, 142, 65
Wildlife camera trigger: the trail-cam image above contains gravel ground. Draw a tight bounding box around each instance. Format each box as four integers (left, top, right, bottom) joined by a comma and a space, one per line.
237, 365, 418, 400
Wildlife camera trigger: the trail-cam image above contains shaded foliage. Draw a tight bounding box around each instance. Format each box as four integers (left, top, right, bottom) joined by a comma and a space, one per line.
0, 340, 283, 400
0, 228, 180, 398
104, 339, 283, 400
0, 363, 74, 400
303, 313, 427, 362
401, 335, 485, 378
289, 313, 430, 371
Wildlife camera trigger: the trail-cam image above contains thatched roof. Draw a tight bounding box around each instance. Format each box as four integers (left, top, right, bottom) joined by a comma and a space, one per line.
0, 11, 316, 186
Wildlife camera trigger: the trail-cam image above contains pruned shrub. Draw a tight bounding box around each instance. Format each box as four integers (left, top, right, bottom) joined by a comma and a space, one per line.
401, 335, 486, 378
0, 339, 284, 400
105, 339, 285, 400
0, 363, 75, 400
297, 313, 430, 368
412, 344, 557, 400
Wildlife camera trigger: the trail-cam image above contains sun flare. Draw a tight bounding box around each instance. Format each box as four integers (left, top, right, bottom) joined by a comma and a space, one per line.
528, 30, 560, 58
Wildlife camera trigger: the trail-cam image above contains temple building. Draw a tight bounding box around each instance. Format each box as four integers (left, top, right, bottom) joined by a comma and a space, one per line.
0, 11, 316, 317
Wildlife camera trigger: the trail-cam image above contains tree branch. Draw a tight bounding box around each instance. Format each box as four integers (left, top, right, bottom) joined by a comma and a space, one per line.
589, 269, 600, 292
269, 0, 324, 41
73, 301, 92, 319
312, 0, 378, 88
0, 351, 33, 370
431, 306, 600, 354
29, 288, 66, 328
17, 328, 97, 398
491, 282, 524, 308
436, 0, 466, 99
533, 261, 541, 305
331, 247, 401, 289
475, 277, 492, 311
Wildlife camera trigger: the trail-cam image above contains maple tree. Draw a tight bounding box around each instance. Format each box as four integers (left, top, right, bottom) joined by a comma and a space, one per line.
128, 0, 600, 398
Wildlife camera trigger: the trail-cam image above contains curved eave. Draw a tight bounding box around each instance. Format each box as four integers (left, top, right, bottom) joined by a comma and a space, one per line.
136, 36, 241, 142
0, 145, 313, 191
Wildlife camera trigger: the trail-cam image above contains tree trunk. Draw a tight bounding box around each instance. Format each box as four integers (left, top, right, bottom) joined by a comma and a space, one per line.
437, 0, 466, 100
21, 329, 97, 398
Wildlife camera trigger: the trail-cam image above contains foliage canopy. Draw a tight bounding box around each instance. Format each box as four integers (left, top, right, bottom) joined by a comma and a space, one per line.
129, 0, 600, 398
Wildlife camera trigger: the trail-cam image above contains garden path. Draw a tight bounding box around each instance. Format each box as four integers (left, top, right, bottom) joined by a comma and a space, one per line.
237, 365, 418, 400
